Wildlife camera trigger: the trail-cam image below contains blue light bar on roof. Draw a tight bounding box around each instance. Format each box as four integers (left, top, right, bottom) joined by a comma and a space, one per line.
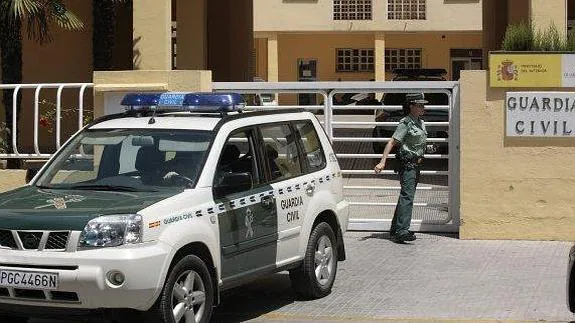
183, 93, 245, 112
120, 93, 162, 106
120, 92, 245, 112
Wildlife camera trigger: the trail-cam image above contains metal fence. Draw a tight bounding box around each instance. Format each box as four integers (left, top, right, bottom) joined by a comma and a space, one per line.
213, 81, 460, 232
0, 83, 92, 159
0, 81, 460, 232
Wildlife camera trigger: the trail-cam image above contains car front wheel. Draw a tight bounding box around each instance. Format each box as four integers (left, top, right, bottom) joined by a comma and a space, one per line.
290, 222, 338, 299
153, 255, 214, 323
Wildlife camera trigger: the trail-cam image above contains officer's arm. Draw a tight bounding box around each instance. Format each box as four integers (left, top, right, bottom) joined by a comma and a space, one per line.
381, 138, 397, 162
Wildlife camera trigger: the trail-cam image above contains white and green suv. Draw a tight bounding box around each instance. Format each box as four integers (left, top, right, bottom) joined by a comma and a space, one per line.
0, 92, 349, 323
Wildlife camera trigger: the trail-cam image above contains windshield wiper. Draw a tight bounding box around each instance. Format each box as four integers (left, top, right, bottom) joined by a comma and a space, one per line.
67, 184, 153, 192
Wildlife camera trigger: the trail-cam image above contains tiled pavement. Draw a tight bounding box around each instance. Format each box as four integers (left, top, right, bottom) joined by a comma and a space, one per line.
31, 232, 575, 323
213, 232, 574, 323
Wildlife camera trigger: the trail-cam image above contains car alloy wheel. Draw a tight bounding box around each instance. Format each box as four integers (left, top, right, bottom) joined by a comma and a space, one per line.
314, 235, 335, 286
171, 269, 207, 322
289, 222, 338, 299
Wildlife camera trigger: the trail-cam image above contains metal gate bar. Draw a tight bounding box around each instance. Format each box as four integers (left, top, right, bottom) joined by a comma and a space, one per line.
213, 81, 459, 233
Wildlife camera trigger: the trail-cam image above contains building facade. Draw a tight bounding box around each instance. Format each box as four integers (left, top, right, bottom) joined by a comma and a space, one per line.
253, 0, 484, 91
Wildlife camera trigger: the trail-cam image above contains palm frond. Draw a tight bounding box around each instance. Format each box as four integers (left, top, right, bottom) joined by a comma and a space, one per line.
52, 11, 84, 30
10, 0, 41, 18
47, 0, 84, 30
25, 9, 51, 43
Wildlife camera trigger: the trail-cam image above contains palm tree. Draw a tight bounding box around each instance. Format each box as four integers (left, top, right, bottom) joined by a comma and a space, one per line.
0, 0, 83, 168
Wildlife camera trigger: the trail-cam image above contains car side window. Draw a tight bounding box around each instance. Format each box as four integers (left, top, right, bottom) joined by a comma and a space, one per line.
213, 129, 259, 197
294, 121, 326, 172
260, 123, 302, 181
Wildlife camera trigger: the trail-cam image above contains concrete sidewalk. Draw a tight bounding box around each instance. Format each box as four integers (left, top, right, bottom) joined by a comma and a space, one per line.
213, 232, 575, 322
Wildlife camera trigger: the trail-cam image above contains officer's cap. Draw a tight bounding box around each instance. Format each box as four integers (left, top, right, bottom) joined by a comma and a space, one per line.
405, 93, 428, 104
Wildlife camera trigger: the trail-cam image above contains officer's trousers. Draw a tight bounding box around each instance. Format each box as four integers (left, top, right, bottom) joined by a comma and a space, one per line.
390, 167, 420, 237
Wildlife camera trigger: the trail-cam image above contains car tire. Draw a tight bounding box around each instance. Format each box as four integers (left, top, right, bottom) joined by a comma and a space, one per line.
569, 266, 575, 312
148, 255, 214, 323
290, 222, 338, 299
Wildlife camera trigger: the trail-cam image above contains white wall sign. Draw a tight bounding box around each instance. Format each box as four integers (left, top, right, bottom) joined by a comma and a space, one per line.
506, 92, 575, 137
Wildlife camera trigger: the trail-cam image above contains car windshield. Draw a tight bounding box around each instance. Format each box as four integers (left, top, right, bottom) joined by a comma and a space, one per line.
35, 129, 214, 191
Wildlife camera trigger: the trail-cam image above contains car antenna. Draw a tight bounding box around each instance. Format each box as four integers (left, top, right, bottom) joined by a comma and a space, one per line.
148, 107, 157, 124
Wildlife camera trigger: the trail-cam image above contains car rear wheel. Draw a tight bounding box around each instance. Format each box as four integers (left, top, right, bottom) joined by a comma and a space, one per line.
290, 222, 338, 299
152, 255, 214, 323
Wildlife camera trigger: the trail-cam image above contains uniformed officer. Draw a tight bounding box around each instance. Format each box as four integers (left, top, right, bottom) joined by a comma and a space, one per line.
374, 93, 428, 243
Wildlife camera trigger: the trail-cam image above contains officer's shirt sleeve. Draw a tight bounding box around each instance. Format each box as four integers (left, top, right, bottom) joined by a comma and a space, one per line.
392, 119, 409, 143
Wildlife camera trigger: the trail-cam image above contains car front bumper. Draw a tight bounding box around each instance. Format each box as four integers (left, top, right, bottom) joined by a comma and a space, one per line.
0, 240, 172, 312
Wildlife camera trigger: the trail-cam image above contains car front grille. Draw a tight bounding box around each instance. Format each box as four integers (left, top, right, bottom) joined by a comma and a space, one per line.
0, 230, 70, 251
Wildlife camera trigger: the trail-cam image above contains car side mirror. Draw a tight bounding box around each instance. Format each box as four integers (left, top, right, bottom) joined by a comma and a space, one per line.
214, 172, 252, 197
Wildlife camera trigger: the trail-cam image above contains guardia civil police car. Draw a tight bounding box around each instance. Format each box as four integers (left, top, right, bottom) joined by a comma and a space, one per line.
0, 92, 349, 323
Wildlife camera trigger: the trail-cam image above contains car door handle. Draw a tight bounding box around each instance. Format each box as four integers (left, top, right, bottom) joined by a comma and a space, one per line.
305, 185, 315, 196
261, 195, 274, 208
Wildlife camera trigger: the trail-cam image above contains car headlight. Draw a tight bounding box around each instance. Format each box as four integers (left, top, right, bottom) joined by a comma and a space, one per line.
79, 214, 143, 248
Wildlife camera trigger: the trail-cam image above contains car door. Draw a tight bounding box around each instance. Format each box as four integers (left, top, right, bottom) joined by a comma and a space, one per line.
214, 127, 278, 284
259, 122, 311, 264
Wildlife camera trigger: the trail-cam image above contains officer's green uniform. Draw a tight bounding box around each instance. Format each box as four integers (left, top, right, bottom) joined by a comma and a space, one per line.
389, 114, 427, 239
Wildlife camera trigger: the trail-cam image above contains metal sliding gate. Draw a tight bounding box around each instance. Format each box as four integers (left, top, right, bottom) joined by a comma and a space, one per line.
213, 81, 460, 233
0, 81, 459, 232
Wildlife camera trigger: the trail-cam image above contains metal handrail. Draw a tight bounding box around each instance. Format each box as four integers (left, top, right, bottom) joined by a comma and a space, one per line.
0, 83, 93, 159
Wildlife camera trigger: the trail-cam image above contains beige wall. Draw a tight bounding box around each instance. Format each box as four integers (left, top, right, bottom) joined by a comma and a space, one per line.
133, 0, 172, 70
254, 38, 268, 81
531, 0, 567, 36
21, 1, 94, 153
177, 0, 207, 70
276, 32, 482, 82
208, 0, 253, 81
254, 0, 482, 32
460, 70, 575, 241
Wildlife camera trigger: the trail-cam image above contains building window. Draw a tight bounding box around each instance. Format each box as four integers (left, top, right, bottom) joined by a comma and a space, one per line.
385, 48, 422, 71
388, 0, 426, 20
334, 0, 372, 20
336, 48, 374, 72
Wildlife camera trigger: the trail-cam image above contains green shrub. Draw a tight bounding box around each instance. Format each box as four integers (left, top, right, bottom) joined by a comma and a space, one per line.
502, 21, 534, 51
501, 21, 572, 52
566, 28, 575, 51
533, 23, 566, 51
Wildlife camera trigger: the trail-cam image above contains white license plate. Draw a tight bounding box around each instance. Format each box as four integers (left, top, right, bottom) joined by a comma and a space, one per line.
0, 269, 59, 290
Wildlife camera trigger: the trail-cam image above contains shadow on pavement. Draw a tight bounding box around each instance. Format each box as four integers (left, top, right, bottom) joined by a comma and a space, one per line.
356, 231, 459, 241
212, 272, 300, 322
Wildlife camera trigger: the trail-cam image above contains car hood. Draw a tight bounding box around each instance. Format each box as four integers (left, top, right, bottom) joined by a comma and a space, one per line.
0, 186, 176, 231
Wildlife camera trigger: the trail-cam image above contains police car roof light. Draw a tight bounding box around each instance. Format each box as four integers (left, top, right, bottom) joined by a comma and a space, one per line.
121, 92, 245, 113
182, 93, 245, 112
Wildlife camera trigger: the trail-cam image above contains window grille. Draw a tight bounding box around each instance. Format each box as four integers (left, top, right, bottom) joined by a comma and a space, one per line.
385, 48, 422, 71
388, 0, 426, 20
336, 48, 375, 72
334, 0, 372, 20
